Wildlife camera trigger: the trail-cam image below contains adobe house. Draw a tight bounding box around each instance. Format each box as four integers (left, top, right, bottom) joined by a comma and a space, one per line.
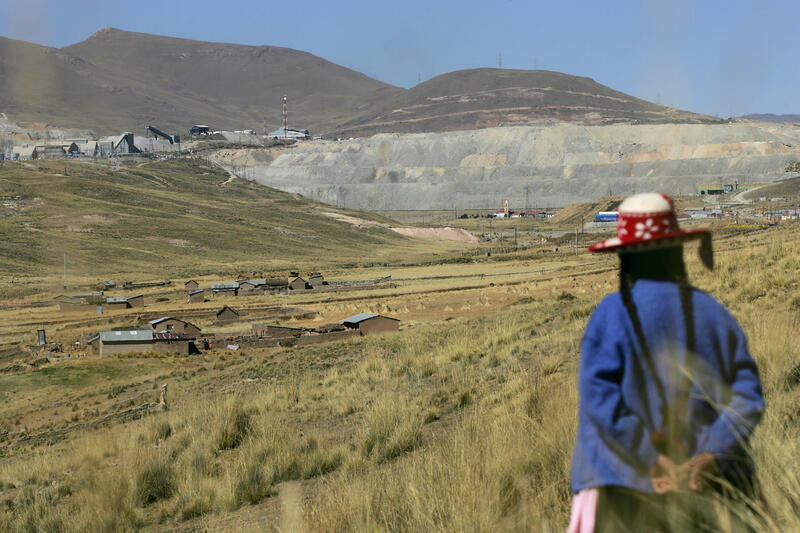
308, 273, 327, 288
187, 289, 204, 303
56, 292, 104, 312
126, 294, 145, 308
184, 280, 199, 292
149, 317, 202, 337
289, 277, 309, 291
342, 313, 400, 335
95, 281, 116, 291
215, 305, 240, 322
265, 277, 289, 290
87, 328, 197, 357
103, 297, 129, 311
212, 282, 239, 297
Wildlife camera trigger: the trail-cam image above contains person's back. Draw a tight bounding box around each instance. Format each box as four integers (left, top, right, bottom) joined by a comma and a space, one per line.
568, 193, 764, 533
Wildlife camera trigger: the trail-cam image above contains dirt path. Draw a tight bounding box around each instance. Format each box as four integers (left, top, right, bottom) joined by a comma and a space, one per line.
278, 481, 305, 532
320, 210, 479, 243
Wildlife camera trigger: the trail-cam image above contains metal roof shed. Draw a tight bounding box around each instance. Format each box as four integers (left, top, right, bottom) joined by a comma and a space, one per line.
342, 314, 400, 335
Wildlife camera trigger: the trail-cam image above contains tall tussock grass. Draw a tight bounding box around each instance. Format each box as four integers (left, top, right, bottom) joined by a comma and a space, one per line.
1, 227, 800, 530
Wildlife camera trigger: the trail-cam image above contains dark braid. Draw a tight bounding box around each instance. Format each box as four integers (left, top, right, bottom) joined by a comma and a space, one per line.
619, 245, 693, 460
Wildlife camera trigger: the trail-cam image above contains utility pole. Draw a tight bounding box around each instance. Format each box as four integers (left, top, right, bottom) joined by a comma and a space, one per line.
63, 252, 67, 289
282, 95, 288, 144
498, 51, 503, 69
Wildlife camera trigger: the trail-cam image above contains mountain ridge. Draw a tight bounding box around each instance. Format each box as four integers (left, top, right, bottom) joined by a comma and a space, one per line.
2, 27, 721, 137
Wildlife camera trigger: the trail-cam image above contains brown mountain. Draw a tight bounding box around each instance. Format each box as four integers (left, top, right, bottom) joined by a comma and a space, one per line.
1, 28, 401, 135
1, 28, 720, 137
329, 68, 722, 136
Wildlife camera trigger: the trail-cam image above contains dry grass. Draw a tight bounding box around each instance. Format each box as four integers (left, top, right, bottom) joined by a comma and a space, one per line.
0, 224, 799, 531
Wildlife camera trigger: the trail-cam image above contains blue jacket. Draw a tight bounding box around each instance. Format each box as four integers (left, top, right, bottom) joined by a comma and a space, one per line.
570, 280, 764, 493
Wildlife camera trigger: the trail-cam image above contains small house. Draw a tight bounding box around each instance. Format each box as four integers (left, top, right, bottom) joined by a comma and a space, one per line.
104, 297, 129, 311
95, 281, 116, 290
184, 280, 199, 292
103, 294, 144, 311
265, 277, 289, 290
56, 292, 104, 312
149, 317, 202, 337
308, 273, 327, 288
342, 313, 400, 335
239, 280, 268, 295
215, 305, 240, 322
212, 282, 239, 296
187, 289, 204, 303
89, 328, 197, 357
289, 277, 309, 291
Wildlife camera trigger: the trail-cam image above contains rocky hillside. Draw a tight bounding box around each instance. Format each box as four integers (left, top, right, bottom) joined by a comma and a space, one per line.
224, 122, 800, 210
329, 68, 722, 136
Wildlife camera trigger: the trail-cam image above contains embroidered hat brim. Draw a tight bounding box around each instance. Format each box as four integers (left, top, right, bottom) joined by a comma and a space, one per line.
588, 228, 709, 253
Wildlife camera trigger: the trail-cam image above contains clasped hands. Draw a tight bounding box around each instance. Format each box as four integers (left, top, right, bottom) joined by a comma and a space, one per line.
649, 452, 717, 494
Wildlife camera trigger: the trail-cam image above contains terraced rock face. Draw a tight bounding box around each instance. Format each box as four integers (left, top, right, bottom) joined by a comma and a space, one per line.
232, 123, 800, 209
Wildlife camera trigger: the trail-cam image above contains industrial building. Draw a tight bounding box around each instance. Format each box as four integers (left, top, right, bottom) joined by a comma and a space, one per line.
268, 127, 310, 140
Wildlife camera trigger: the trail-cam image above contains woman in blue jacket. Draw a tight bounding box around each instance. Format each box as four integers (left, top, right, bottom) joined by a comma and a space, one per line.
569, 193, 764, 532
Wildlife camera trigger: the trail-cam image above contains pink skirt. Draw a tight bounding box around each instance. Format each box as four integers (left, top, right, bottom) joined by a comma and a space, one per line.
568, 489, 599, 533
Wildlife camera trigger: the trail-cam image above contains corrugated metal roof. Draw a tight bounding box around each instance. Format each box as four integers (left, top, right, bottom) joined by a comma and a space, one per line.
149, 316, 171, 326
87, 335, 99, 344
342, 313, 379, 324
212, 282, 239, 290
105, 297, 128, 303
188, 289, 204, 295
99, 329, 153, 342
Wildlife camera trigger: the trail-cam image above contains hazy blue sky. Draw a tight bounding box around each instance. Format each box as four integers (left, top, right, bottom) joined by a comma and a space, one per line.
1, 0, 798, 116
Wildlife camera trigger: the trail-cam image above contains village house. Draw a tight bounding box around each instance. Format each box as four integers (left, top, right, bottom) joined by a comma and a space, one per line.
55, 292, 104, 312
184, 280, 199, 292
95, 281, 116, 291
103, 294, 145, 311
289, 277, 310, 291
212, 282, 239, 297
238, 280, 268, 295
342, 313, 400, 335
149, 317, 202, 336
187, 289, 204, 303
86, 328, 197, 357
265, 277, 289, 290
215, 305, 240, 322
308, 273, 327, 288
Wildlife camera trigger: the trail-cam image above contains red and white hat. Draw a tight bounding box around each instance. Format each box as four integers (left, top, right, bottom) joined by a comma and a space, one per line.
589, 193, 711, 264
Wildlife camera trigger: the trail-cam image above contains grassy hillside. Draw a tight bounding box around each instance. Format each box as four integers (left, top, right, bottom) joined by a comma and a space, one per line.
1, 28, 401, 135
331, 68, 722, 136
0, 157, 439, 280
0, 223, 798, 531
2, 29, 722, 137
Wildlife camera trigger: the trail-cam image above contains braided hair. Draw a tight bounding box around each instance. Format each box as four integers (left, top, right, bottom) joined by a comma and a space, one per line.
618, 245, 696, 459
